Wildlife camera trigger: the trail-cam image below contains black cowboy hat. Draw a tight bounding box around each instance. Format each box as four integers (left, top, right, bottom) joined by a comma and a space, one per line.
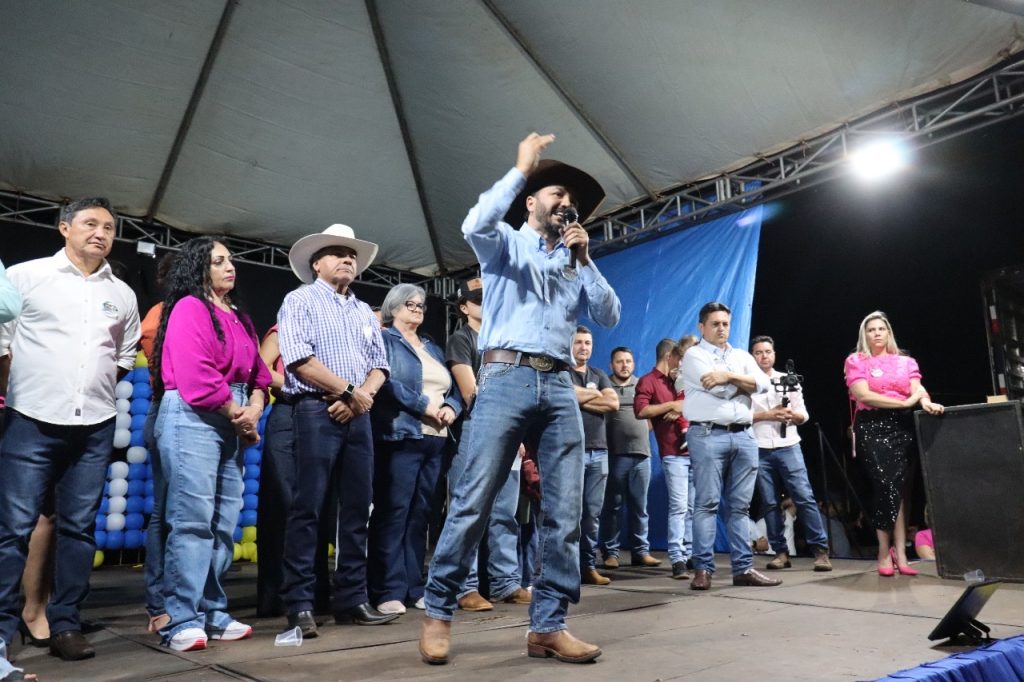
503, 159, 605, 226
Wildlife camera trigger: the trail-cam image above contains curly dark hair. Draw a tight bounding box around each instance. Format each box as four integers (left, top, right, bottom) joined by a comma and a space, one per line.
150, 236, 254, 397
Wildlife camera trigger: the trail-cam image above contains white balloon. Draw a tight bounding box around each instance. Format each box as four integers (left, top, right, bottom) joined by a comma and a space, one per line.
113, 429, 131, 449
116, 399, 131, 414
106, 512, 126, 532
115, 413, 132, 430
109, 461, 129, 480
108, 479, 129, 498
126, 446, 148, 464
107, 496, 127, 515
115, 381, 134, 400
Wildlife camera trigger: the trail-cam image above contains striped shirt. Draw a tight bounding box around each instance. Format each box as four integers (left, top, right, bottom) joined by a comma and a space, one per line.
277, 278, 389, 396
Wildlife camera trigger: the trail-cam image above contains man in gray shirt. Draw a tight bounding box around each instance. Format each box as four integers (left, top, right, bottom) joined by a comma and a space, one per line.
600, 347, 661, 569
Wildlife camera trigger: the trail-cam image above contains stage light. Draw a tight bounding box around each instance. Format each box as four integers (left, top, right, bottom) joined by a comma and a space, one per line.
849, 138, 909, 181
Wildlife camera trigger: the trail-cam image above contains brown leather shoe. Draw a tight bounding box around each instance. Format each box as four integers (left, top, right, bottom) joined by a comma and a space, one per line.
581, 569, 611, 585
813, 548, 833, 572
631, 553, 663, 567
419, 617, 451, 665
457, 591, 493, 612
753, 536, 770, 553
49, 630, 95, 661
732, 568, 782, 587
603, 555, 620, 569
501, 587, 532, 604
690, 569, 711, 591
766, 552, 791, 570
527, 630, 601, 663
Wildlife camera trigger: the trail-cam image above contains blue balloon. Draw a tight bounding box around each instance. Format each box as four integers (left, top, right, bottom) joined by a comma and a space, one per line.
243, 478, 259, 496
103, 481, 110, 496
130, 398, 150, 416
106, 530, 125, 550
99, 497, 110, 514
125, 530, 144, 549
125, 512, 145, 531
240, 510, 257, 527
242, 494, 258, 511
129, 430, 145, 448
232, 526, 243, 542
133, 382, 152, 400
146, 464, 154, 480
94, 530, 108, 550
95, 514, 107, 531
130, 413, 148, 432
243, 448, 261, 466
128, 463, 147, 481
144, 496, 155, 515
243, 464, 260, 481
126, 496, 145, 514
145, 480, 155, 497
126, 368, 143, 384
127, 480, 145, 497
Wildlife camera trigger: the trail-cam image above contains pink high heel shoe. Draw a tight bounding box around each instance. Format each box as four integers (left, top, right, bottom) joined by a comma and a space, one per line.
890, 548, 918, 576
878, 551, 895, 577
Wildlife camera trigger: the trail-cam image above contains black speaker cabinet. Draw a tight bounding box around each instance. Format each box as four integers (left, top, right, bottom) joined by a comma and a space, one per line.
916, 401, 1024, 582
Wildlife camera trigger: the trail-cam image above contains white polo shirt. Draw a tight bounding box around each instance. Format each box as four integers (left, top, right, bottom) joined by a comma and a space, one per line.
0, 249, 141, 425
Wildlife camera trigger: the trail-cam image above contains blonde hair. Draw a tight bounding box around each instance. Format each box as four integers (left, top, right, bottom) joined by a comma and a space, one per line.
856, 310, 899, 355
677, 334, 699, 355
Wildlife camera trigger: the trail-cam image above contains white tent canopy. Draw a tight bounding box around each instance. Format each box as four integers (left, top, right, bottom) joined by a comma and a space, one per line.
1, 0, 1020, 273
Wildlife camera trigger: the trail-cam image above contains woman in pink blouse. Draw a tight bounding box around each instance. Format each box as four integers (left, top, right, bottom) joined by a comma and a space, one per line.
844, 311, 943, 577
150, 237, 271, 651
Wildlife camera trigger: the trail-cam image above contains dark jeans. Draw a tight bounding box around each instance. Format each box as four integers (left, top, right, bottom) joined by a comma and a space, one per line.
368, 436, 445, 605
256, 401, 334, 616
281, 399, 373, 614
0, 409, 114, 645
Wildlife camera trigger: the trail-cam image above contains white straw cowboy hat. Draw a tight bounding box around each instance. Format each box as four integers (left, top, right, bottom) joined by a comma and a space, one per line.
288, 224, 379, 283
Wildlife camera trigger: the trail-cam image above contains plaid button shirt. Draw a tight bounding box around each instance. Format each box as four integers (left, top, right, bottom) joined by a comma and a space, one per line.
277, 278, 389, 395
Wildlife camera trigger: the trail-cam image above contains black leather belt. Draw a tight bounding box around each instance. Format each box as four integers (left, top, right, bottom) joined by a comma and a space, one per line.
482, 349, 569, 373
692, 421, 751, 433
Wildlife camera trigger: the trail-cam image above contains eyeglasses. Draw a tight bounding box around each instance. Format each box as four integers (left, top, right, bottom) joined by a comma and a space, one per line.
404, 301, 426, 312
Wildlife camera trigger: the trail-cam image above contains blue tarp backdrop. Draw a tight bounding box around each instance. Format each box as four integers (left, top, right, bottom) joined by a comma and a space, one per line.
585, 206, 763, 552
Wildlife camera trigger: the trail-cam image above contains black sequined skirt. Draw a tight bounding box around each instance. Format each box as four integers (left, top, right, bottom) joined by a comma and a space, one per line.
854, 408, 918, 531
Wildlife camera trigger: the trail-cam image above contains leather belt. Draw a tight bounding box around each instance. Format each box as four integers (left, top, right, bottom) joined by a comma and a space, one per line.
482, 349, 569, 373
692, 421, 751, 433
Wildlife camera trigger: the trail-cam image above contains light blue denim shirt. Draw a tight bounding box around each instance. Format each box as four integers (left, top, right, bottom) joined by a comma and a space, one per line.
462, 168, 621, 365
681, 337, 769, 425
0, 259, 22, 324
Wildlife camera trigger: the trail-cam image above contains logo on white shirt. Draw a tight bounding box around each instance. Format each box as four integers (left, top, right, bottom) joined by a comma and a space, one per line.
102, 301, 119, 318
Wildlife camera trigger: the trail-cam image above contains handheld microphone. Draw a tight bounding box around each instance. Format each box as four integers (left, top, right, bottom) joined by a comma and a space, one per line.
561, 207, 579, 268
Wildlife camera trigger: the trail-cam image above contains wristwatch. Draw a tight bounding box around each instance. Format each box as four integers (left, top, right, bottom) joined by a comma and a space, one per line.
341, 382, 356, 399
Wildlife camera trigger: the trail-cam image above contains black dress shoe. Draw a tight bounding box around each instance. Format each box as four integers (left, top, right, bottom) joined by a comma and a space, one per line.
334, 602, 399, 626
49, 630, 95, 661
286, 610, 319, 638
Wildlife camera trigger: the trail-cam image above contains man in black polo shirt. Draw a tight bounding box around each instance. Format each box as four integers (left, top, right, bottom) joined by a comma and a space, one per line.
569, 326, 619, 586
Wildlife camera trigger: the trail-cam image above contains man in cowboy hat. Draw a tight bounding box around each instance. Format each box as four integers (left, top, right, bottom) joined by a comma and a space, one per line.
276, 224, 398, 636
420, 133, 620, 665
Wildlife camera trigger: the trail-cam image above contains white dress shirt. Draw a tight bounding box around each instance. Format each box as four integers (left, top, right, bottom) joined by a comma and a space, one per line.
750, 368, 809, 449
681, 338, 769, 425
0, 250, 141, 425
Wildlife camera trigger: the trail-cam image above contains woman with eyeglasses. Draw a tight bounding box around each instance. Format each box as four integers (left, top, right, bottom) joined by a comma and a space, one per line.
368, 284, 463, 614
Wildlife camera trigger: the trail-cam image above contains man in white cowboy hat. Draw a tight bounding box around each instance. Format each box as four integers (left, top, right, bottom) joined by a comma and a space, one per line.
276, 224, 398, 636
420, 133, 620, 665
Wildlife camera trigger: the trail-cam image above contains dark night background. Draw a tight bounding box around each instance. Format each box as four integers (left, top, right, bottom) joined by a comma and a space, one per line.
4, 114, 1024, 547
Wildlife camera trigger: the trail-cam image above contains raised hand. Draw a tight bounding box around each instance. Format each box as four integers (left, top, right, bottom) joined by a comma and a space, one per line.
515, 132, 557, 176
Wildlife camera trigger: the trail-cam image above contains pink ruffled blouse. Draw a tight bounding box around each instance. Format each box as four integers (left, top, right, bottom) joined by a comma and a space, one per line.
844, 352, 921, 412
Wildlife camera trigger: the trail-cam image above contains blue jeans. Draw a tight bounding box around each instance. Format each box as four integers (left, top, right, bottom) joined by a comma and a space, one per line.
448, 423, 523, 601
580, 449, 608, 571
156, 388, 246, 639
599, 454, 651, 559
368, 436, 446, 605
143, 400, 165, 617
424, 363, 584, 633
757, 444, 828, 553
661, 455, 695, 564
688, 425, 759, 576
0, 409, 114, 646
282, 399, 373, 614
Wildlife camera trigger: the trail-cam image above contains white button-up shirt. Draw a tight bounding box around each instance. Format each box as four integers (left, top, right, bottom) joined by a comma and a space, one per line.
750, 368, 809, 449
0, 249, 141, 425
681, 338, 768, 425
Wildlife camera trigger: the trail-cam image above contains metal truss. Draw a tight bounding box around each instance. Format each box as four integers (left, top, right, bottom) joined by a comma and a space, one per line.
587, 53, 1024, 256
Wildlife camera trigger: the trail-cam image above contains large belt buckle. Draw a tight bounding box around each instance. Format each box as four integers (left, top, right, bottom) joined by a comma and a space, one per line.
527, 355, 554, 372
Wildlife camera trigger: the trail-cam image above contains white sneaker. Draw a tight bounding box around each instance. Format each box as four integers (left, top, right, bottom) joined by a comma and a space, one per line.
413, 596, 426, 610
209, 620, 253, 641
166, 627, 208, 651
376, 600, 407, 615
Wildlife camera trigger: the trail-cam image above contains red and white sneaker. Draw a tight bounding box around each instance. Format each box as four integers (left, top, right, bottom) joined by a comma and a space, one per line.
209, 620, 253, 641
166, 627, 208, 651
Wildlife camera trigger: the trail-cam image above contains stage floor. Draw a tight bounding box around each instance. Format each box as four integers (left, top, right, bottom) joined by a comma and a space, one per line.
9, 556, 1023, 681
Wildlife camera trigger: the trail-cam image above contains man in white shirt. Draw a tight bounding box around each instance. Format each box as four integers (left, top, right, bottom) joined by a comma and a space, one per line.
680, 302, 779, 591
749, 336, 831, 572
0, 197, 140, 671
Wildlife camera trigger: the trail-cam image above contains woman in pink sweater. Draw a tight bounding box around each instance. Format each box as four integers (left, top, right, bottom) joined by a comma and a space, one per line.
844, 311, 943, 577
150, 237, 271, 652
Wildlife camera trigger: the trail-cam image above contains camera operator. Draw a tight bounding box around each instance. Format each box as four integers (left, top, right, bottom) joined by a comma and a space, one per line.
750, 336, 832, 572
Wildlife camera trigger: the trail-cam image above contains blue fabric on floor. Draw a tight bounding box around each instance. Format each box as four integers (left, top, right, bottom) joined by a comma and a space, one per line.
874, 635, 1024, 681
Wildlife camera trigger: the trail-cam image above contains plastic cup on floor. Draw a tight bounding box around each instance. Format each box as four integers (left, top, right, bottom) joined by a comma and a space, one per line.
274, 626, 303, 647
